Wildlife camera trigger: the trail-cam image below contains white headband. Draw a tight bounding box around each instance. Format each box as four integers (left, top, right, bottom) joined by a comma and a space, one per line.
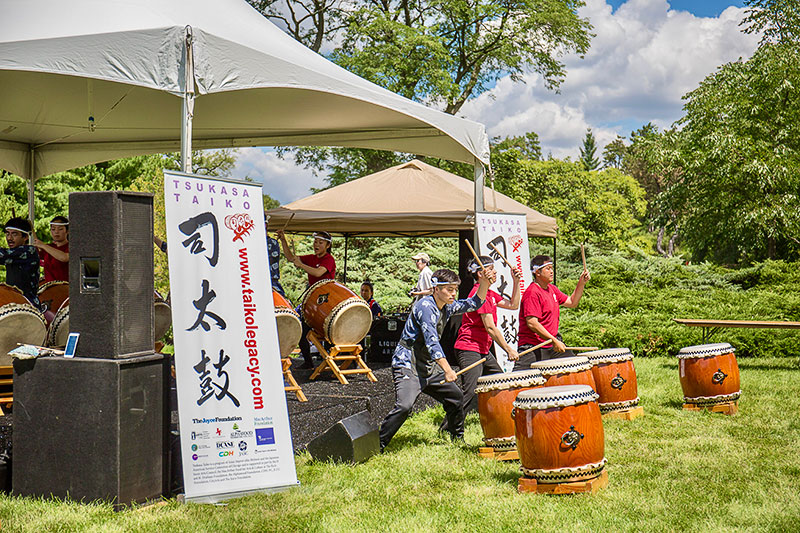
312, 232, 332, 243
467, 258, 494, 273
430, 276, 458, 286
5, 226, 30, 234
50, 222, 69, 226
531, 261, 553, 273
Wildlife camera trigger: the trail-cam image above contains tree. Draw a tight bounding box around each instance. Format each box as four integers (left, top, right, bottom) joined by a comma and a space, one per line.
579, 128, 600, 171
492, 132, 542, 161
741, 0, 800, 45
602, 135, 626, 169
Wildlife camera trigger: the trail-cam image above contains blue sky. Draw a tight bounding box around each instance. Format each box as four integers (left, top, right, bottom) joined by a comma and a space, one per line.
234, 0, 759, 204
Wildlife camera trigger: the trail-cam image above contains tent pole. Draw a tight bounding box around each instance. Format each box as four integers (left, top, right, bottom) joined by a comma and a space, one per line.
343, 234, 349, 284
180, 26, 195, 173
473, 160, 485, 248
553, 237, 557, 285
27, 146, 35, 224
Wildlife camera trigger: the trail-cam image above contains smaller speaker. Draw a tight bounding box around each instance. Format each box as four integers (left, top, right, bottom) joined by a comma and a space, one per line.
306, 411, 379, 463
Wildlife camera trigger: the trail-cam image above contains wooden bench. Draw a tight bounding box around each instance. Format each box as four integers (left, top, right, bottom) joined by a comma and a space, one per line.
673, 319, 800, 343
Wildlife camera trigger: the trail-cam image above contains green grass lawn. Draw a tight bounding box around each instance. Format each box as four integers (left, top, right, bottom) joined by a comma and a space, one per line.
2, 356, 799, 532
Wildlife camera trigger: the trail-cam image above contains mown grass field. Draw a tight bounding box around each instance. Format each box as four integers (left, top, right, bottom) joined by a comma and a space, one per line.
1, 356, 799, 532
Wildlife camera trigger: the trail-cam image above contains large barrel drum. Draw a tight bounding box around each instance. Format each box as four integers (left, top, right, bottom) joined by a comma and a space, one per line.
47, 297, 70, 348
0, 284, 47, 365
476, 369, 546, 452
583, 348, 639, 413
154, 290, 172, 343
514, 385, 606, 483
37, 281, 69, 325
273, 290, 302, 358
530, 356, 597, 390
677, 343, 740, 406
300, 280, 372, 345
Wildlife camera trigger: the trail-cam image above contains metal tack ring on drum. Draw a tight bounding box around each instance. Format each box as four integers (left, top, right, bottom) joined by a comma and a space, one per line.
598, 397, 640, 413
676, 342, 735, 359
529, 356, 593, 375
584, 347, 634, 365
520, 458, 607, 483
483, 436, 516, 450
683, 391, 741, 405
514, 385, 599, 410
474, 369, 546, 393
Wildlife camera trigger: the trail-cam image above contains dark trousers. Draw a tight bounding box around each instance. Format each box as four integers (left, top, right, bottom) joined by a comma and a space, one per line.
298, 322, 313, 366
380, 367, 465, 449
513, 333, 573, 372
439, 349, 503, 432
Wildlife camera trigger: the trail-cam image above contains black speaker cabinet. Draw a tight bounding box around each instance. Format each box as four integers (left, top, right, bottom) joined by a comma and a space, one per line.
12, 354, 169, 508
69, 191, 154, 358
306, 410, 379, 464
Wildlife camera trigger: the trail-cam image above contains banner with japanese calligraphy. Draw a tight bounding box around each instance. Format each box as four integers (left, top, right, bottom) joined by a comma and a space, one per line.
476, 212, 532, 371
164, 170, 297, 502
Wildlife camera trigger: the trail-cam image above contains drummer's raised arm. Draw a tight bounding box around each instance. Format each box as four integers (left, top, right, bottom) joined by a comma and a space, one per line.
275, 229, 295, 261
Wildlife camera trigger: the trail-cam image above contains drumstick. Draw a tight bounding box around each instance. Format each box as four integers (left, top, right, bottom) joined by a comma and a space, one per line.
280, 213, 295, 232
463, 239, 485, 270
580, 244, 587, 272
438, 357, 487, 384
487, 243, 513, 268
516, 339, 553, 358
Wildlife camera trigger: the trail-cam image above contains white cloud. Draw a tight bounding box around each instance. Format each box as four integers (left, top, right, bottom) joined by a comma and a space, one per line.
231, 148, 324, 204
460, 0, 760, 159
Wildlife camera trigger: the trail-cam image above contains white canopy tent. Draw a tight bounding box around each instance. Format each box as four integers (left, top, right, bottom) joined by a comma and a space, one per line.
0, 0, 491, 222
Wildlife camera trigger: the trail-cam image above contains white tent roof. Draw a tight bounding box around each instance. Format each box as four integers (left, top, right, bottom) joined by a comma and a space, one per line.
0, 0, 490, 180
266, 160, 557, 237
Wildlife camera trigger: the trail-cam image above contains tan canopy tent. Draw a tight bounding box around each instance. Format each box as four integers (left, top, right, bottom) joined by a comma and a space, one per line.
265, 160, 557, 238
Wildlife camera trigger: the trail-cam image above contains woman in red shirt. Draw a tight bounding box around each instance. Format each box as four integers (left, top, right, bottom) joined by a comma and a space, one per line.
33, 215, 69, 283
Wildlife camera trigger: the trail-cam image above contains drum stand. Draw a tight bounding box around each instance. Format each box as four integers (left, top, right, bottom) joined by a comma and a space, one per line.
683, 401, 738, 415
0, 365, 12, 415
518, 470, 609, 495
307, 331, 377, 385
282, 355, 307, 402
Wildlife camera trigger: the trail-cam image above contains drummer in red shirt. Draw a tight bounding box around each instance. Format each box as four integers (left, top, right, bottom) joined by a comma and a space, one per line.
513, 254, 590, 371
440, 256, 522, 431
33, 215, 70, 283
276, 230, 337, 368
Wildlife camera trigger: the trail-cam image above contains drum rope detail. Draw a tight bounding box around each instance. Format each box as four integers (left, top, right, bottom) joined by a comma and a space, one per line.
560, 425, 584, 450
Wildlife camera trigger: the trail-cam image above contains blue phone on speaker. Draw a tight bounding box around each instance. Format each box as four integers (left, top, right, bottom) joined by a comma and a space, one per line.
64, 332, 80, 358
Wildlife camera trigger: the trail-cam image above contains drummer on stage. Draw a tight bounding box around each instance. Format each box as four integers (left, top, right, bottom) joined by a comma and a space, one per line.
33, 215, 69, 283
379, 267, 494, 451
1, 217, 40, 308
276, 230, 336, 368
440, 256, 522, 433
513, 255, 589, 371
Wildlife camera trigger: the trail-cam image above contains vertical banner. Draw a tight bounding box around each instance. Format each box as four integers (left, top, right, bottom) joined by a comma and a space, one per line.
476, 212, 532, 371
164, 170, 297, 502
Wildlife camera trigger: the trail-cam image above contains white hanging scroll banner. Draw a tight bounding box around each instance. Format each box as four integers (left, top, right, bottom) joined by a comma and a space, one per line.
164, 170, 297, 503
475, 212, 532, 371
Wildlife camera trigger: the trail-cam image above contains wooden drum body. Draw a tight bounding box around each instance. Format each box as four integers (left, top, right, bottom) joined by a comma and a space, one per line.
0, 284, 47, 365
273, 290, 302, 358
476, 369, 545, 452
154, 290, 172, 343
677, 343, 740, 406
530, 356, 597, 390
47, 297, 70, 349
38, 281, 69, 325
514, 385, 606, 483
584, 348, 639, 413
301, 280, 372, 345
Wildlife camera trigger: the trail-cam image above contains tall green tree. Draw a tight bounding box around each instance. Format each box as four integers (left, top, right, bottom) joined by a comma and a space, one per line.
261, 0, 593, 187
601, 135, 626, 169
579, 128, 600, 171
493, 132, 542, 161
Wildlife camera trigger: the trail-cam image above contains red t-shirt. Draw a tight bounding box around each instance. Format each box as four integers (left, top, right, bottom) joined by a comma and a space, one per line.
40, 242, 69, 283
454, 284, 502, 354
300, 252, 336, 286
518, 282, 568, 346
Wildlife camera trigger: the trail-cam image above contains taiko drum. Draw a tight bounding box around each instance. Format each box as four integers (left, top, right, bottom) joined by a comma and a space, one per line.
530, 356, 597, 390
154, 290, 172, 343
37, 281, 69, 325
47, 297, 70, 349
513, 385, 606, 483
0, 284, 47, 365
677, 343, 740, 406
475, 369, 546, 452
583, 348, 640, 413
301, 280, 372, 346
273, 290, 302, 358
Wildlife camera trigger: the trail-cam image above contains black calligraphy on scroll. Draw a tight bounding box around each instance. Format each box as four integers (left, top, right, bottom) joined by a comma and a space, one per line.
188, 279, 227, 332
179, 212, 220, 267
194, 348, 240, 407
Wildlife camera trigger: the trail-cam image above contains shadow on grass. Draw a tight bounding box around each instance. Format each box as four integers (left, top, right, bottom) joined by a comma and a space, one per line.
662, 398, 685, 410
385, 432, 440, 451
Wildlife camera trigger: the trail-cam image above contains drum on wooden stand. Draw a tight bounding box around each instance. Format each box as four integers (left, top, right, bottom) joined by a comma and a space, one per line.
476, 369, 546, 453
583, 348, 640, 413
154, 290, 172, 343
273, 290, 302, 358
0, 284, 47, 365
300, 280, 372, 345
514, 385, 606, 483
677, 343, 740, 406
530, 356, 597, 389
37, 281, 69, 325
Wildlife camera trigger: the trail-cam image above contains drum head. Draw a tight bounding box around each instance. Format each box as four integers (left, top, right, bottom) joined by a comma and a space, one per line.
677, 343, 734, 359
530, 356, 592, 374
514, 384, 598, 410
583, 347, 633, 364
154, 301, 172, 342
275, 310, 302, 358
47, 305, 70, 348
325, 299, 373, 345
0, 303, 47, 365
475, 369, 545, 393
